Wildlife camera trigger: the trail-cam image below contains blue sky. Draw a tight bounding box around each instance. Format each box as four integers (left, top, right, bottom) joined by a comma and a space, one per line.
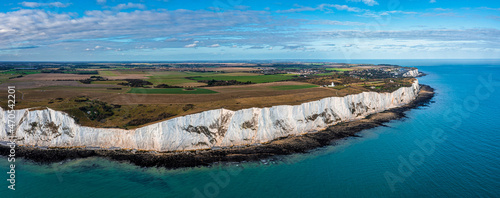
0, 0, 499, 61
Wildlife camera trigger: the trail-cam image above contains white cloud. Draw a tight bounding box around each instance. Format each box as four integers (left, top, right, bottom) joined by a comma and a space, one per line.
3, 8, 295, 52
433, 8, 451, 11
315, 29, 500, 43
313, 20, 368, 26
360, 10, 418, 18
276, 6, 316, 13
277, 4, 363, 13
421, 12, 458, 17
381, 10, 418, 15
113, 3, 146, 10
477, 7, 500, 11
347, 0, 379, 6
20, 1, 71, 8
0, 7, 498, 60
96, 0, 106, 4
430, 0, 436, 3
184, 41, 199, 48
184, 44, 197, 48
322, 4, 361, 12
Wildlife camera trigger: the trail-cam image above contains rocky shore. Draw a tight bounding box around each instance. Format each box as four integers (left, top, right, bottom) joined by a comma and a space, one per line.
0, 85, 434, 169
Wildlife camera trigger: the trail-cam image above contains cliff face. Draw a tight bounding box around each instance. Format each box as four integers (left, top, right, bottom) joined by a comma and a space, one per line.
0, 80, 420, 152
403, 69, 419, 77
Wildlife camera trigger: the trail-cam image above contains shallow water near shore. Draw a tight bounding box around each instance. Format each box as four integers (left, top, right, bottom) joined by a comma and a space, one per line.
1, 60, 499, 197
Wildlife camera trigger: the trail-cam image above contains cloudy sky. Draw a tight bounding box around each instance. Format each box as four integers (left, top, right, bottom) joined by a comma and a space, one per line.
0, 0, 499, 61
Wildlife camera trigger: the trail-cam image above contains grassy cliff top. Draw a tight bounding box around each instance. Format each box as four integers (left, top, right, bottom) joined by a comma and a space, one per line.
0, 63, 417, 129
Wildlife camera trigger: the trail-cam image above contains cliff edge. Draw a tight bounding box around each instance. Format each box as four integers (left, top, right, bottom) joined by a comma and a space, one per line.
1, 80, 420, 152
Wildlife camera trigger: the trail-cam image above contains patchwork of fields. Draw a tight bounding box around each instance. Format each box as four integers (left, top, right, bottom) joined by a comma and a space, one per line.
325, 68, 354, 72
190, 74, 294, 84
0, 63, 412, 128
144, 71, 207, 86
128, 88, 218, 94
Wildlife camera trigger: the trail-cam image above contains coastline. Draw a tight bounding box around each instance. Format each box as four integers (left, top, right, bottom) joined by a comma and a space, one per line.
0, 85, 434, 168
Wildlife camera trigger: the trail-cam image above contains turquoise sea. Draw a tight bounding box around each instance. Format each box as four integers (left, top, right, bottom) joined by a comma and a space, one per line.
1, 60, 499, 197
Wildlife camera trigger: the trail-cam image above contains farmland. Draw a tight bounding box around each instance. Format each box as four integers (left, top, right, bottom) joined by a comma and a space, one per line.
0, 62, 417, 128
326, 68, 354, 72
98, 70, 118, 76
128, 88, 218, 94
144, 71, 209, 86
270, 84, 319, 90
190, 74, 294, 83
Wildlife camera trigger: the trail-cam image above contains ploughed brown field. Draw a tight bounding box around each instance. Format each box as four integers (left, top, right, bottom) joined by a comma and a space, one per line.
10, 73, 93, 81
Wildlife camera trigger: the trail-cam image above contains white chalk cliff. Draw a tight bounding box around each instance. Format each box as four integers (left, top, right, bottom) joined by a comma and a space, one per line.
0, 80, 420, 152
403, 69, 419, 77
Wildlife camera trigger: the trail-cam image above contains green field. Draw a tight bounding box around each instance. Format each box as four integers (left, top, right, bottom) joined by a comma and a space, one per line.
145, 71, 293, 86
2, 70, 41, 75
108, 67, 132, 70
99, 70, 118, 76
147, 77, 197, 85
91, 80, 127, 84
314, 72, 336, 76
118, 70, 145, 74
191, 74, 294, 83
146, 71, 214, 85
326, 68, 353, 72
270, 84, 318, 90
127, 88, 218, 94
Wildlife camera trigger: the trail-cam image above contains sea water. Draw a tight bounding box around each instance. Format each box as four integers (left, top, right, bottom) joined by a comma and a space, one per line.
1, 60, 499, 197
